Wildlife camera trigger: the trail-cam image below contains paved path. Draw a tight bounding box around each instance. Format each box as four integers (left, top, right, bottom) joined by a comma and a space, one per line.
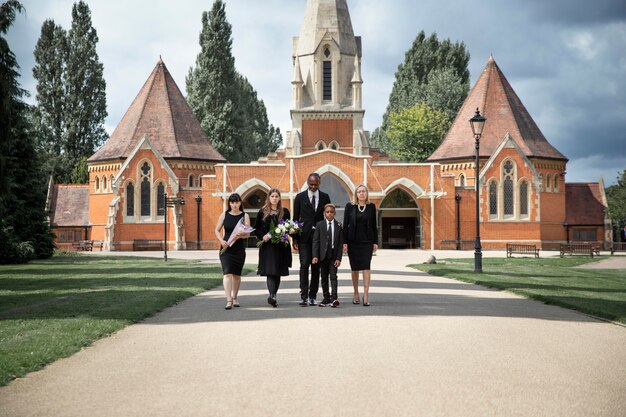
1, 250, 625, 417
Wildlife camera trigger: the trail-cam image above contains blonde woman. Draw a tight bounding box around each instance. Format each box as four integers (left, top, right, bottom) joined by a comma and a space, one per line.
215, 193, 251, 310
253, 188, 292, 307
342, 184, 378, 306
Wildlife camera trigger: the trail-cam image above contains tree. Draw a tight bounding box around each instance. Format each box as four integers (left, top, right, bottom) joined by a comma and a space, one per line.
32, 18, 67, 181
375, 31, 470, 152
0, 0, 55, 263
385, 103, 450, 162
63, 0, 107, 182
186, 0, 281, 163
606, 171, 626, 236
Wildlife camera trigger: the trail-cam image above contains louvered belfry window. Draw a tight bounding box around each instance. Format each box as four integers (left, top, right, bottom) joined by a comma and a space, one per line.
323, 60, 332, 100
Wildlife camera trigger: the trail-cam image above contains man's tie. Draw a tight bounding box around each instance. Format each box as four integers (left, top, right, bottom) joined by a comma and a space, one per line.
311, 194, 316, 210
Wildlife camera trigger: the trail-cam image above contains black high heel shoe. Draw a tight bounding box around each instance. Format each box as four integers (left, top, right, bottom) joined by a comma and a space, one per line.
362, 297, 370, 307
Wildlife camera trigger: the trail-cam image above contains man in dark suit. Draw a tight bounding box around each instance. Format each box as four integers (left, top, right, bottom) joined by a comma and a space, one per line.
293, 173, 331, 306
312, 204, 343, 307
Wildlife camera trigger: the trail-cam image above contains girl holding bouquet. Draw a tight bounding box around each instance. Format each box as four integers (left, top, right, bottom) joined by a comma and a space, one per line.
215, 193, 251, 310
254, 188, 293, 307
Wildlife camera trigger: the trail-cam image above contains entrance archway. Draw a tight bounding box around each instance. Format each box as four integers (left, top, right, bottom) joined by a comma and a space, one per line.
379, 188, 421, 249
242, 188, 267, 247
320, 174, 351, 222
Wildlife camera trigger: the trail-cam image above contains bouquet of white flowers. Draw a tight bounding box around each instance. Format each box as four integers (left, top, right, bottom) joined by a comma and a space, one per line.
257, 219, 302, 247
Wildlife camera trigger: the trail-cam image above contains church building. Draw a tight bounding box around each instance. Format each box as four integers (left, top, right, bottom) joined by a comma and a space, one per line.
47, 0, 610, 252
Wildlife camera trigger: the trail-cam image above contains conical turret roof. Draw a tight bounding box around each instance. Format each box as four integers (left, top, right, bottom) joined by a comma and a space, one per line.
88, 59, 225, 163
428, 55, 567, 162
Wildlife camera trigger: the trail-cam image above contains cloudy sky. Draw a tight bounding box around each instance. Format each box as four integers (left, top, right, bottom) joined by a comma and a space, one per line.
7, 0, 626, 185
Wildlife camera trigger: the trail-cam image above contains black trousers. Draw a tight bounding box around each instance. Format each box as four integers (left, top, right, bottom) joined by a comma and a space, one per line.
298, 241, 320, 300
266, 275, 281, 296
320, 257, 338, 301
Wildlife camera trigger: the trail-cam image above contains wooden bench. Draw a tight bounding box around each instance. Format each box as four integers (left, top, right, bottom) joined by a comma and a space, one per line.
506, 243, 540, 258
73, 240, 93, 251
610, 242, 626, 255
92, 240, 103, 251
560, 243, 594, 257
133, 240, 164, 251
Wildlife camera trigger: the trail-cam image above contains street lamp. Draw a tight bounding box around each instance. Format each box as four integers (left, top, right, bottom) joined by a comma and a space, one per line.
195, 194, 202, 249
469, 108, 486, 273
455, 194, 462, 250
164, 193, 185, 261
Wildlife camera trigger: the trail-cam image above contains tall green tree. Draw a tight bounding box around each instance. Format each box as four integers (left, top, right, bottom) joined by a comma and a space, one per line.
0, 0, 54, 263
63, 0, 107, 181
373, 31, 470, 152
186, 0, 281, 163
32, 18, 67, 180
385, 103, 450, 162
606, 171, 626, 235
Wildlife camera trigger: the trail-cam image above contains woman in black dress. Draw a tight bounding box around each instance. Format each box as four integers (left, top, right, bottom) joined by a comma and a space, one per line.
343, 184, 378, 306
254, 188, 292, 307
215, 193, 251, 310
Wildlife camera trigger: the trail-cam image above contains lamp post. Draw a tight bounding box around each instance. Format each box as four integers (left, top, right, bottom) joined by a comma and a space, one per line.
195, 194, 202, 249
469, 108, 486, 273
455, 194, 462, 250
164, 193, 185, 261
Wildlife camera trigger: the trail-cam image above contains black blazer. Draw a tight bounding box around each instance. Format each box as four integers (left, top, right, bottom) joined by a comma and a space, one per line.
312, 218, 343, 262
293, 190, 331, 243
342, 202, 377, 244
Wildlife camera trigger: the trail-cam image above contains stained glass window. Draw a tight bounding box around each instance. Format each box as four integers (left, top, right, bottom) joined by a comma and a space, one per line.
504, 178, 514, 215
489, 181, 498, 215
520, 181, 528, 216
141, 177, 150, 216
157, 183, 165, 216
126, 183, 134, 216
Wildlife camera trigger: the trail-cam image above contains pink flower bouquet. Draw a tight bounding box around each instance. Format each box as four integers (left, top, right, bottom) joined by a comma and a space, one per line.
220, 218, 254, 255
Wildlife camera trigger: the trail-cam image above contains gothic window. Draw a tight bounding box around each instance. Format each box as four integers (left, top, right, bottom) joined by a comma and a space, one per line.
519, 181, 529, 217
502, 160, 515, 217
140, 161, 152, 216
545, 174, 552, 192
110, 175, 115, 191
320, 175, 350, 221
553, 175, 559, 192
126, 182, 134, 217
316, 141, 326, 151
95, 176, 100, 192
459, 174, 466, 187
380, 188, 418, 209
198, 175, 202, 188
323, 57, 332, 101
157, 183, 165, 216
489, 181, 498, 216
141, 177, 151, 216
188, 174, 195, 188
102, 175, 107, 192
329, 141, 339, 150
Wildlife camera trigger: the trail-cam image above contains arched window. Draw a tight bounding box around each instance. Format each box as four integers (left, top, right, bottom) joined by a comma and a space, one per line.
380, 188, 418, 208
502, 160, 515, 216
156, 183, 165, 216
329, 141, 339, 150
489, 181, 498, 216
140, 162, 151, 216
553, 175, 559, 192
323, 46, 332, 101
459, 174, 466, 187
188, 174, 195, 188
320, 174, 350, 221
198, 175, 202, 188
102, 175, 107, 192
519, 181, 529, 217
95, 176, 100, 192
316, 141, 326, 151
126, 182, 134, 217
110, 175, 115, 191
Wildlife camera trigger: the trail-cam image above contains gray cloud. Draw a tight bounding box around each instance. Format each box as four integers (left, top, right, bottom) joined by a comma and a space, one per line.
6, 0, 625, 185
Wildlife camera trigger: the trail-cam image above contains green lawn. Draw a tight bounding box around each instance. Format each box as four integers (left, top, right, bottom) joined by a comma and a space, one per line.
412, 256, 626, 324
0, 255, 244, 386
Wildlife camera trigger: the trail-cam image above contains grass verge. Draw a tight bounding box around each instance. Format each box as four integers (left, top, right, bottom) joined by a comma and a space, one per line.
412, 256, 626, 325
0, 255, 248, 386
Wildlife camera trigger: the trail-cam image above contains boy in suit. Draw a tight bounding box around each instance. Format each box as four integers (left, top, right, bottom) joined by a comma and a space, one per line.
312, 203, 343, 307
293, 173, 331, 306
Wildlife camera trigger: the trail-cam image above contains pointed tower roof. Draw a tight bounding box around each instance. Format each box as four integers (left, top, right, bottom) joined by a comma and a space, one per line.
296, 0, 357, 56
428, 55, 567, 162
88, 59, 225, 163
